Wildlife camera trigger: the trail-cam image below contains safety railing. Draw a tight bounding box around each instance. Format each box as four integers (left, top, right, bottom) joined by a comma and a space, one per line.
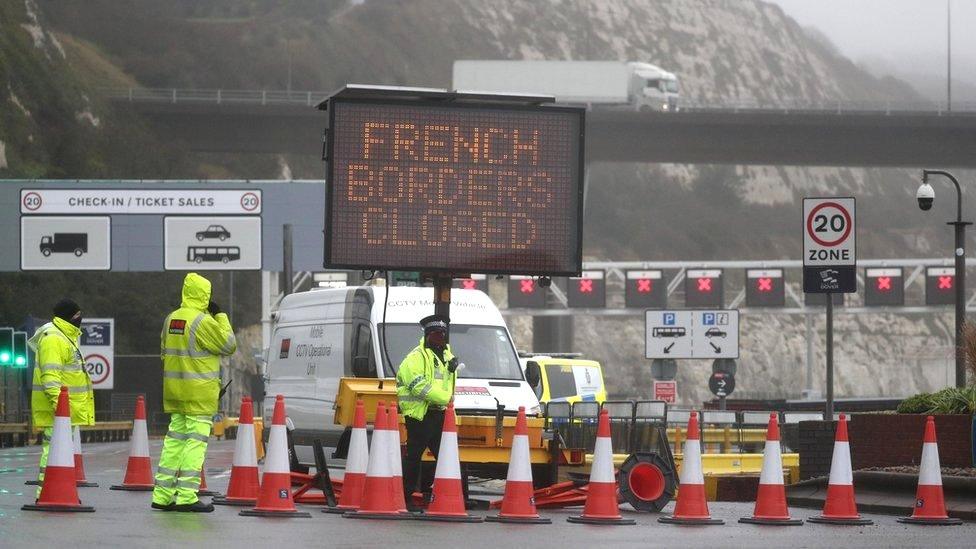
101, 87, 976, 115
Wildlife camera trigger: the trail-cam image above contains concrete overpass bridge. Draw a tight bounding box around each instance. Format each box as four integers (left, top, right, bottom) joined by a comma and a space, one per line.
107, 88, 976, 168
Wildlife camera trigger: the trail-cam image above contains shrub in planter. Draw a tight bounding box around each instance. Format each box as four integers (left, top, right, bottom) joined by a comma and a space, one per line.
898, 387, 976, 414
897, 392, 935, 414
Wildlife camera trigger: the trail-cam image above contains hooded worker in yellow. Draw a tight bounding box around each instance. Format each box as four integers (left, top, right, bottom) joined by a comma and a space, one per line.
151, 273, 236, 512
27, 298, 94, 498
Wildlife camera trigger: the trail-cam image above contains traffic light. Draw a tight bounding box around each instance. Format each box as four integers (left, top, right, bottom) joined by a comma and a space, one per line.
0, 327, 12, 366
864, 267, 904, 306
13, 331, 28, 368
745, 269, 785, 307
508, 275, 546, 308
453, 274, 488, 293
567, 270, 606, 308
625, 270, 667, 308
685, 269, 723, 308
926, 267, 955, 305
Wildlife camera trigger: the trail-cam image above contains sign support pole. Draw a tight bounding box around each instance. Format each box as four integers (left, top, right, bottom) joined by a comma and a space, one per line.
825, 293, 834, 419
433, 275, 452, 340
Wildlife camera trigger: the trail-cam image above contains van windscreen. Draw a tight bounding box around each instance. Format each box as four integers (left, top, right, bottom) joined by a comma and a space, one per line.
379, 324, 523, 380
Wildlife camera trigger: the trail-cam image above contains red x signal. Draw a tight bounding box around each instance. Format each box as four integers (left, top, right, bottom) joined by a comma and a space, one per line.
938, 276, 954, 290
876, 276, 892, 291
461, 279, 476, 290
636, 279, 652, 293
519, 279, 535, 294
578, 279, 594, 293
757, 277, 773, 292
697, 278, 712, 292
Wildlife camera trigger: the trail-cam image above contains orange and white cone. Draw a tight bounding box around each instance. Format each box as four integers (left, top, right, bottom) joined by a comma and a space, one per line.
197, 462, 219, 497
343, 401, 411, 520
897, 415, 963, 525
487, 406, 550, 524
72, 426, 99, 487
660, 411, 723, 525
418, 402, 482, 522
808, 413, 872, 525
22, 386, 94, 512
739, 413, 802, 525
386, 403, 409, 513
240, 395, 311, 518
568, 409, 635, 525
214, 397, 260, 506
110, 395, 154, 491
324, 399, 369, 514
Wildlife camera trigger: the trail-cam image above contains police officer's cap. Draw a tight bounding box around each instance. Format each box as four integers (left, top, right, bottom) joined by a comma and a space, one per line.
420, 314, 449, 334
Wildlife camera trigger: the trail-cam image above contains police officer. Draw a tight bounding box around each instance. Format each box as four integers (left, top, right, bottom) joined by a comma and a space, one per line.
396, 314, 459, 506
27, 299, 94, 498
151, 273, 236, 512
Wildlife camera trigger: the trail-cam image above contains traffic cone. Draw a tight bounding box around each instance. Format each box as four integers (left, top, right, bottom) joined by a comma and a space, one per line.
387, 403, 409, 513
72, 426, 99, 487
22, 387, 94, 512
568, 409, 635, 525
659, 411, 723, 525
343, 401, 411, 520
324, 399, 369, 514
808, 414, 873, 525
739, 413, 802, 525
897, 416, 963, 525
417, 402, 482, 522
197, 462, 220, 497
214, 397, 260, 506
110, 395, 154, 491
487, 406, 551, 524
240, 395, 311, 517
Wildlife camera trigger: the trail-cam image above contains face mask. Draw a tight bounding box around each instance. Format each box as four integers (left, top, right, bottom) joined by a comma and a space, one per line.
426, 330, 446, 349
70, 313, 83, 328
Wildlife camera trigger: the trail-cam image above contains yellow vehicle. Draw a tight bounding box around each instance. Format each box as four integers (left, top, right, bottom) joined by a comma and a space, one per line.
521, 354, 607, 405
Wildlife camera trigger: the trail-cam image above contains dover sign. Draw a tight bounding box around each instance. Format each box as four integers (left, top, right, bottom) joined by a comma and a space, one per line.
803, 197, 856, 293
79, 318, 114, 390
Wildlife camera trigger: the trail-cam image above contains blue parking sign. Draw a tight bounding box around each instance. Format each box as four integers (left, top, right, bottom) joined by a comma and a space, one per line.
663, 313, 676, 325
703, 313, 715, 325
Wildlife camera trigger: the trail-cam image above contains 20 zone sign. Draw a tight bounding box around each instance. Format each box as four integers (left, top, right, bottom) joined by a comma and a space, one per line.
803, 197, 856, 293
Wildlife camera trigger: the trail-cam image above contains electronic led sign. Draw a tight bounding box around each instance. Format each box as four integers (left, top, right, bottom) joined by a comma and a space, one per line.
325, 98, 584, 275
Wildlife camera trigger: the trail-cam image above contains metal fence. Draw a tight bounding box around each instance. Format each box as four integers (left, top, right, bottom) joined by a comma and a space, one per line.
101, 87, 976, 115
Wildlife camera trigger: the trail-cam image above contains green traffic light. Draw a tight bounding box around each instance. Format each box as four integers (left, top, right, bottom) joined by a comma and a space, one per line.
12, 331, 28, 369
15, 356, 26, 366
0, 351, 9, 363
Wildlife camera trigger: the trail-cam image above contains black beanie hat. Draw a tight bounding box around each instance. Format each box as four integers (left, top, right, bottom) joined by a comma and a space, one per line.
53, 298, 81, 321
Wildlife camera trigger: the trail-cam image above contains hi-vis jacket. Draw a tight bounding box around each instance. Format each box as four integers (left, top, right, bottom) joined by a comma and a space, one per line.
161, 273, 237, 416
29, 317, 95, 427
396, 338, 456, 421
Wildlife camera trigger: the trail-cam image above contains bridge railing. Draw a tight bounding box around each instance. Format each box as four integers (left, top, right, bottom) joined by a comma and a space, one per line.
105, 87, 331, 107
101, 87, 976, 114
680, 97, 976, 115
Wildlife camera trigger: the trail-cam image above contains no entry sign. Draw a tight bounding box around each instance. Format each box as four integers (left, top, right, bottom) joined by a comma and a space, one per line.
803, 197, 856, 293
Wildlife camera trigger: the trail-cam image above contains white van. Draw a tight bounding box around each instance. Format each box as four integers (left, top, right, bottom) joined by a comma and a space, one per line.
264, 285, 540, 450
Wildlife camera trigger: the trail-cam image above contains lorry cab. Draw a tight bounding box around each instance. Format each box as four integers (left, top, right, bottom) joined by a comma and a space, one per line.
264, 285, 540, 450
522, 354, 607, 405
628, 62, 679, 112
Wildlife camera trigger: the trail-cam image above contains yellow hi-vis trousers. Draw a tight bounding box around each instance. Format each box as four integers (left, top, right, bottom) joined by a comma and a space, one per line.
152, 414, 212, 505
36, 427, 53, 498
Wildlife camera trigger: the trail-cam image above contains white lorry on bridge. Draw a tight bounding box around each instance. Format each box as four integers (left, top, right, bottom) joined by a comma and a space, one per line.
452, 60, 679, 111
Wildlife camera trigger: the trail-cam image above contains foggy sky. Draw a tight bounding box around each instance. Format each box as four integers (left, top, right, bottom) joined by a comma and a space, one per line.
769, 0, 976, 101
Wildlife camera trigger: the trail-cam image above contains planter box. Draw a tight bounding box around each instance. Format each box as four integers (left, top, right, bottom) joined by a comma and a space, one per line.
798, 414, 974, 480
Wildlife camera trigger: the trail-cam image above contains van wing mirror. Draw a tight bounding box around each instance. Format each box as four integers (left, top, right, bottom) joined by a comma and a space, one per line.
524, 361, 541, 388
352, 355, 372, 377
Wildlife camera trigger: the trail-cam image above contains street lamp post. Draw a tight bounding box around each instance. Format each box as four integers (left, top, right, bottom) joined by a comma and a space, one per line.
920, 169, 971, 387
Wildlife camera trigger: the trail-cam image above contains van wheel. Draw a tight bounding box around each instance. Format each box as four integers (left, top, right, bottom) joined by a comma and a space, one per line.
222, 257, 230, 264
195, 257, 203, 263
42, 248, 52, 257
74, 248, 84, 257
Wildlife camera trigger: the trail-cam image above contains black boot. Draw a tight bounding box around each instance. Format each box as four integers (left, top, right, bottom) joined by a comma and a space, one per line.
173, 500, 214, 513
151, 501, 176, 511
